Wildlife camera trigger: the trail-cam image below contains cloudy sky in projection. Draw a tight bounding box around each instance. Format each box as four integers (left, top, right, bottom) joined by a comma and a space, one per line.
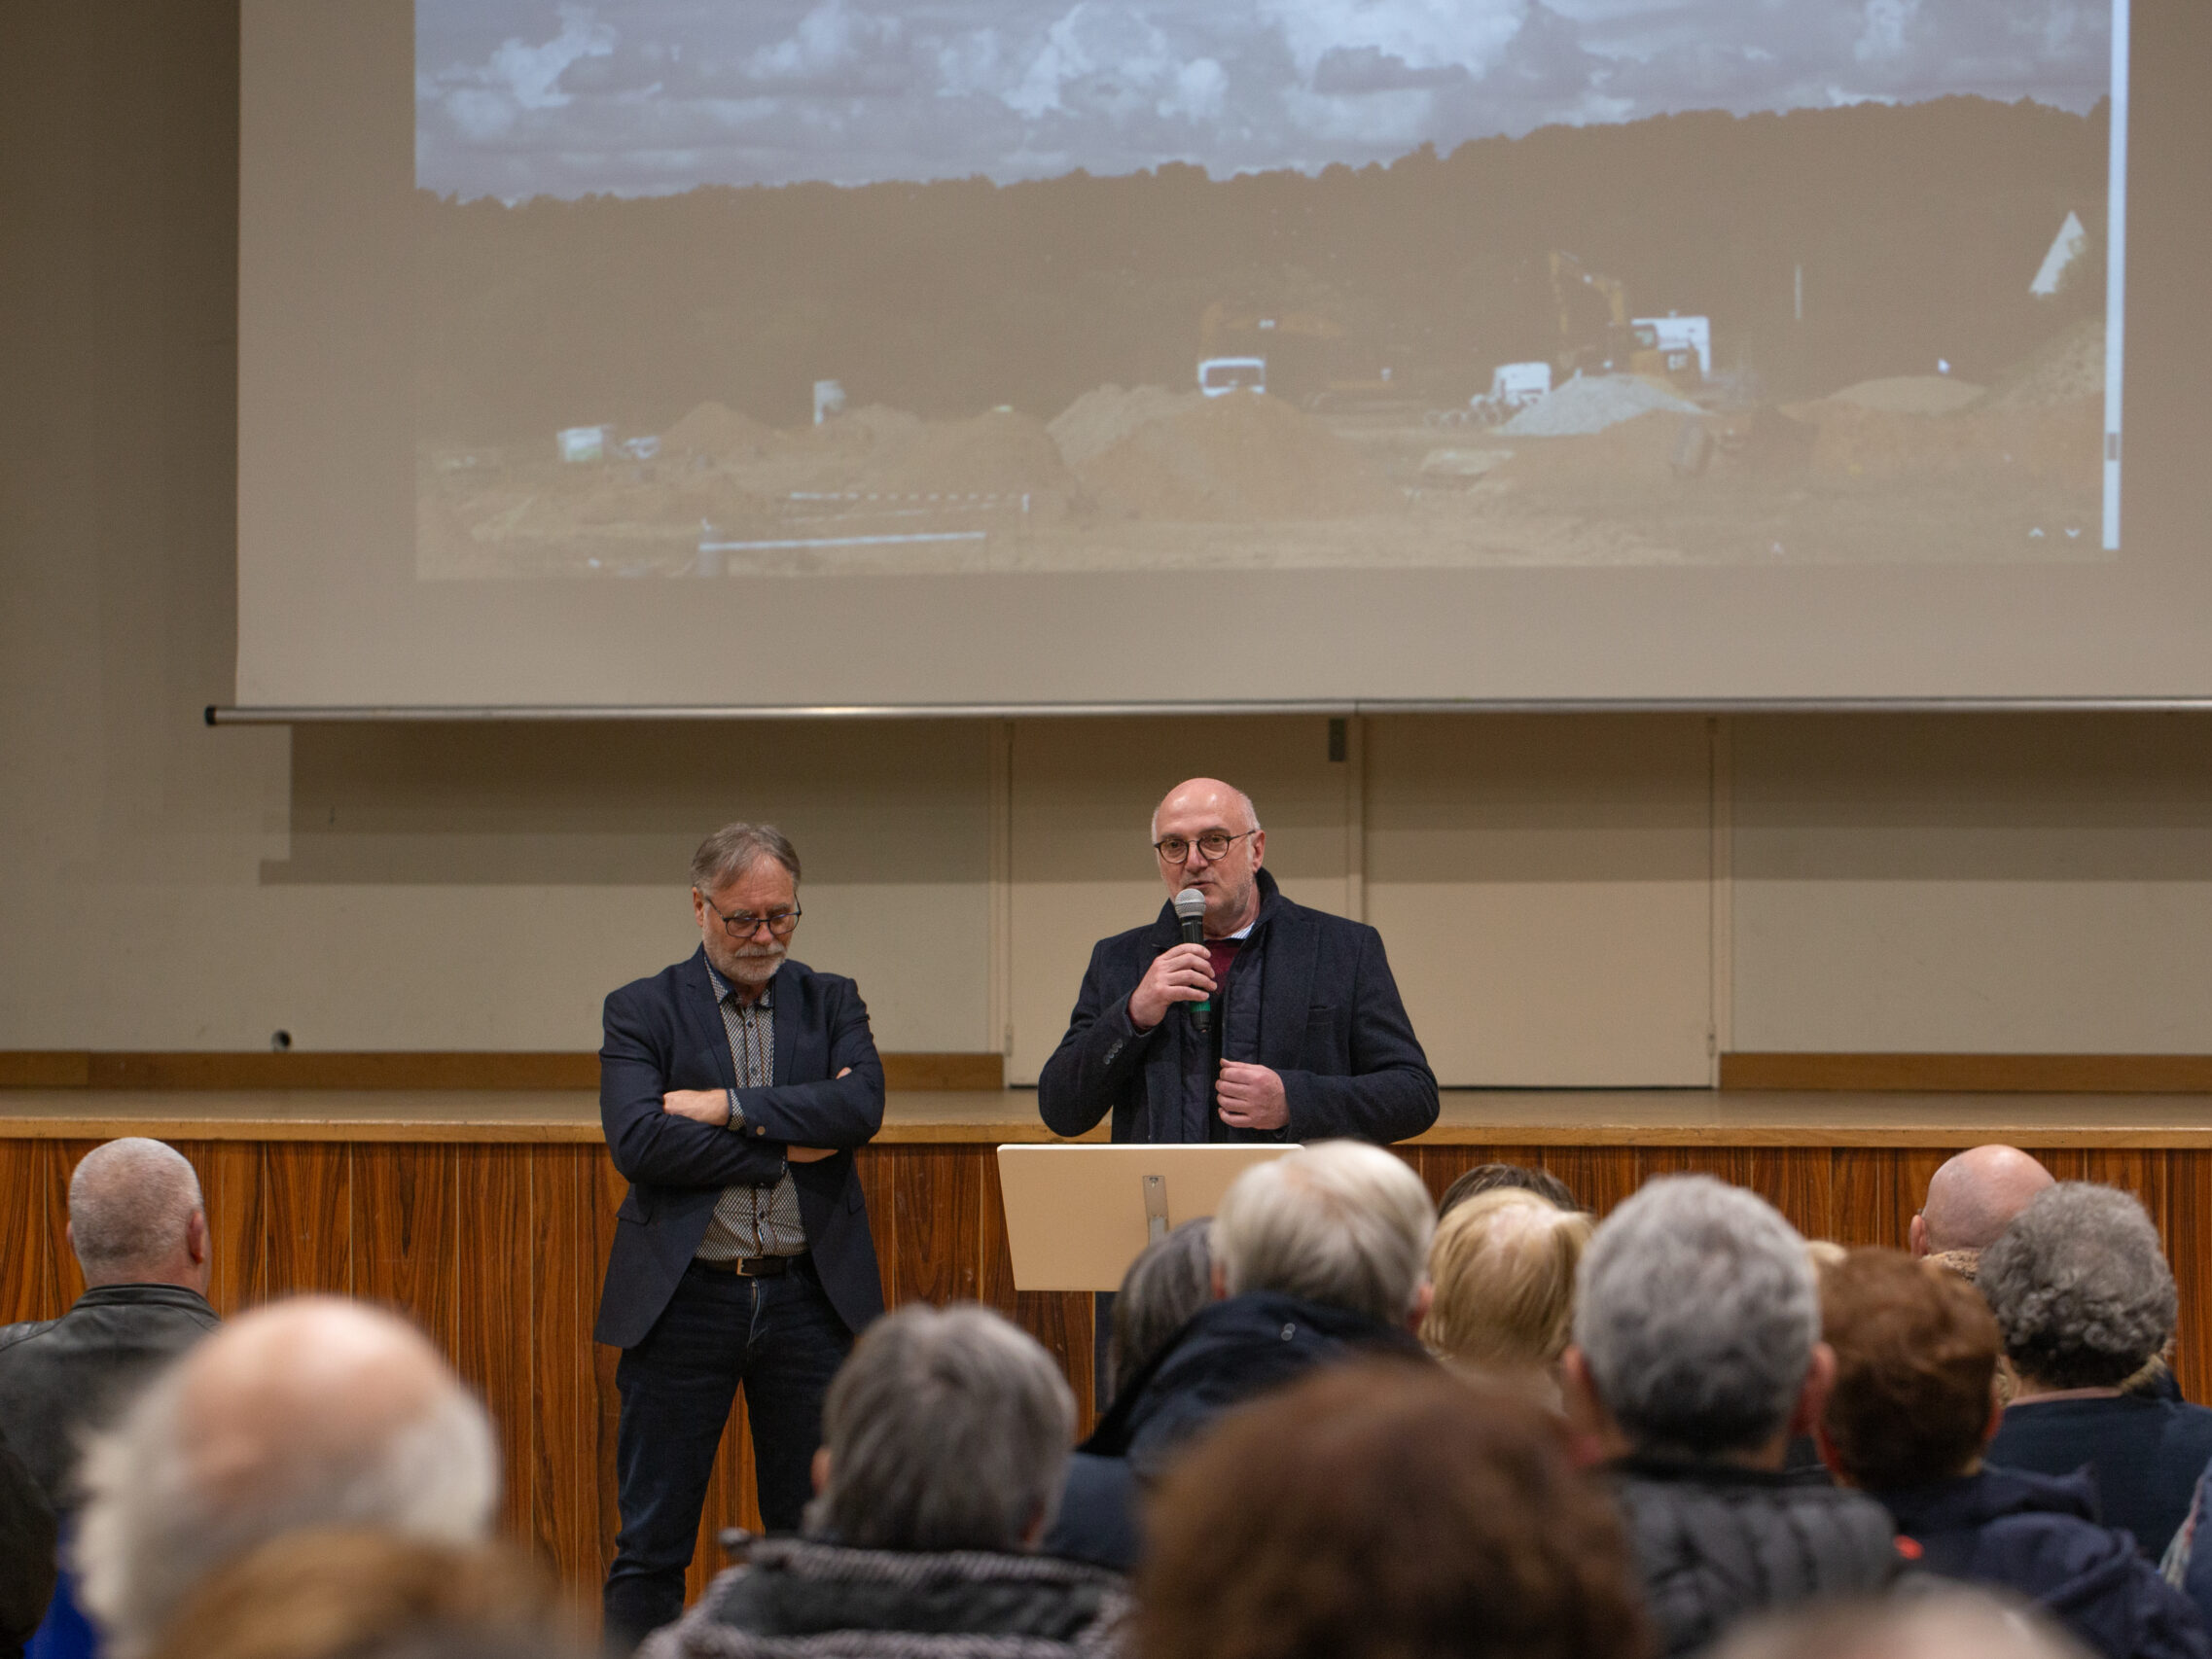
415, 0, 2114, 199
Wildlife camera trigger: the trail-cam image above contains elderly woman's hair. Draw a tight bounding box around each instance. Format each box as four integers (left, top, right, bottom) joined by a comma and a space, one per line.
809, 1302, 1074, 1553
689, 822, 801, 893
1437, 1163, 1580, 1220
1139, 1361, 1652, 1659
1977, 1182, 2177, 1390
1422, 1189, 1592, 1373
1212, 1142, 1435, 1325
1572, 1176, 1818, 1455
1107, 1219, 1213, 1404
1819, 1249, 2001, 1491
146, 1530, 565, 1659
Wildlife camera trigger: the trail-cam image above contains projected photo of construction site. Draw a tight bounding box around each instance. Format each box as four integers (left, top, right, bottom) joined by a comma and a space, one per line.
413, 0, 2117, 578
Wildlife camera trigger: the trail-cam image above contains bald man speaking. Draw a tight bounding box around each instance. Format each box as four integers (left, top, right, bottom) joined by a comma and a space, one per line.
1038, 778, 1437, 1145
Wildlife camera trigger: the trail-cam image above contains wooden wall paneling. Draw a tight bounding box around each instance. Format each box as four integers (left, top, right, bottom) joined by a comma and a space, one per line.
855, 1146, 899, 1308
1536, 1147, 1639, 1217
1892, 1149, 1950, 1251
264, 1143, 352, 1297
355, 1144, 456, 1344
889, 1146, 987, 1305
1830, 1149, 1901, 1248
529, 1146, 607, 1602
457, 1145, 534, 1544
0, 1139, 47, 1324
591, 1152, 628, 1588
2167, 1153, 2212, 1403
187, 1141, 267, 1315
40, 1140, 102, 1310
2081, 1149, 2166, 1232
1747, 1149, 1837, 1243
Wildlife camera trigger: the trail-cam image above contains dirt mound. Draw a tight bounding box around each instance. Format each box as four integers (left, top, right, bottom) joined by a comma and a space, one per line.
1492, 410, 1697, 491
1499, 373, 1701, 438
1825, 375, 1984, 415
839, 404, 925, 446
866, 408, 1074, 496
1983, 318, 2105, 410
1809, 393, 2100, 490
1074, 388, 1395, 520
1048, 384, 1199, 468
663, 401, 772, 458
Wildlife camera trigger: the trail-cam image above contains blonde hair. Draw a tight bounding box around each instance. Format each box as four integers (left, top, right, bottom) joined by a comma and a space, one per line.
1422, 1189, 1592, 1370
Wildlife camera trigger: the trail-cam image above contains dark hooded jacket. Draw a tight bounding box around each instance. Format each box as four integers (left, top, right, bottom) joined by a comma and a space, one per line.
1876, 1465, 2211, 1659
640, 1536, 1127, 1659
1610, 1455, 1904, 1658
1042, 1289, 1428, 1571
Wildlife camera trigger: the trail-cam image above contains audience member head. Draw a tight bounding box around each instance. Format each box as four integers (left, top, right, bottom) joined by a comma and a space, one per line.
1978, 1182, 2176, 1393
807, 1302, 1074, 1553
1212, 1142, 1435, 1328
1711, 1592, 2091, 1659
1139, 1361, 1651, 1659
1106, 1219, 1214, 1403
68, 1139, 210, 1293
75, 1297, 500, 1659
1422, 1189, 1592, 1399
147, 1530, 564, 1659
1567, 1175, 1827, 1463
1437, 1163, 1580, 1220
1817, 1249, 2001, 1491
1910, 1147, 2056, 1269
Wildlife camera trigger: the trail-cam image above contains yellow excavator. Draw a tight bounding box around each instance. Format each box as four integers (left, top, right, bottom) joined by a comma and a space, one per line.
1547, 251, 1686, 385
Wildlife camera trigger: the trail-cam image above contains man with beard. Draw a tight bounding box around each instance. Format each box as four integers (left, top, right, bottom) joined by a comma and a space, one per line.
597, 823, 886, 1652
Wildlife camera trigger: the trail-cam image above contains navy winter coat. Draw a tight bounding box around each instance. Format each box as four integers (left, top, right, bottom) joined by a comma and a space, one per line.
1878, 1465, 2211, 1659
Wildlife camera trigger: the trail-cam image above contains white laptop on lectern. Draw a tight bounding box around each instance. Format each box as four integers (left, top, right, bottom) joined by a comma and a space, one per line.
995, 1143, 1302, 1292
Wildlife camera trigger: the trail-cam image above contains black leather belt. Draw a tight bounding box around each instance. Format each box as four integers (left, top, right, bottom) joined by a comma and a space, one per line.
695, 1253, 804, 1278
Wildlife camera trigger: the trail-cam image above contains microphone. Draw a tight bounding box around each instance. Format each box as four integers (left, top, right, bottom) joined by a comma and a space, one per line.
1173, 887, 1212, 1034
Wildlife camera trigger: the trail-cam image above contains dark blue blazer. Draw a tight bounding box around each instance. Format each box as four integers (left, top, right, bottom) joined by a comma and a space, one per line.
1036, 868, 1438, 1145
594, 948, 886, 1348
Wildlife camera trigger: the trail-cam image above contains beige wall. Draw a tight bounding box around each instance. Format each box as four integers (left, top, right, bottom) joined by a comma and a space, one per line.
8, 7, 2212, 1082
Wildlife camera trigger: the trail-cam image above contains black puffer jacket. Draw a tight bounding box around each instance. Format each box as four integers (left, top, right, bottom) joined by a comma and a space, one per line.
1611, 1455, 1904, 1657
642, 1537, 1128, 1659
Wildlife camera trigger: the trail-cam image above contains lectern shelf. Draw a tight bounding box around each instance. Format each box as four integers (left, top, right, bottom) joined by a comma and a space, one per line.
994, 1143, 1302, 1292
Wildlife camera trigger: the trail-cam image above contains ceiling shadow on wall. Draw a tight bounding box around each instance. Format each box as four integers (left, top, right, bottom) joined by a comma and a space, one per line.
260, 720, 991, 886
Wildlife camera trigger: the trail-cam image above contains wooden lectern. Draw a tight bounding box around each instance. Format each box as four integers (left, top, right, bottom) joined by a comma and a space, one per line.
995, 1143, 1302, 1292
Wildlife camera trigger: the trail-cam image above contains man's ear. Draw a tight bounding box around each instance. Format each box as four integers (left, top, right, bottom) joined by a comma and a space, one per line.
1909, 1213, 1929, 1257
810, 1445, 832, 1497
1407, 1280, 1434, 1336
186, 1208, 209, 1264
1209, 1262, 1228, 1300
1787, 1341, 1838, 1439
1981, 1375, 2006, 1448
1557, 1346, 1622, 1467
1247, 829, 1267, 872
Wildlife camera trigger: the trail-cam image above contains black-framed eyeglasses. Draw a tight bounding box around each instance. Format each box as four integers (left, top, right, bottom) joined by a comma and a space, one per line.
699, 896, 803, 937
1153, 830, 1256, 865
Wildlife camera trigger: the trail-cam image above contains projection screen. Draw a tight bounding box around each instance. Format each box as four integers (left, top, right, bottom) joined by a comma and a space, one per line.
233, 0, 2212, 712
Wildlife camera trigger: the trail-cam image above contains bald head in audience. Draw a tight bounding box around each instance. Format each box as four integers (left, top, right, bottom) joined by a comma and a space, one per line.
75, 1298, 499, 1659
68, 1138, 210, 1292
1909, 1147, 2056, 1269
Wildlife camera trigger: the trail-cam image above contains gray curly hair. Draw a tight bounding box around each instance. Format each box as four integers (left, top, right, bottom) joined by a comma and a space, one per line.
1978, 1182, 2176, 1390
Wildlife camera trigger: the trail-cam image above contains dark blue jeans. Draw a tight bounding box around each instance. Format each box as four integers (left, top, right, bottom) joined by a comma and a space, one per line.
603, 1257, 852, 1650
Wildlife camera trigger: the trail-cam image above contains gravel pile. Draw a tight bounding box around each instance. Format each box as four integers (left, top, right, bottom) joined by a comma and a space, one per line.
1498, 373, 1701, 438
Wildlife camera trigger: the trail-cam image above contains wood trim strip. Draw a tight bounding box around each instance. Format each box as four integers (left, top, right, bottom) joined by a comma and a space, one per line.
0, 1051, 1005, 1092
1721, 1053, 2212, 1094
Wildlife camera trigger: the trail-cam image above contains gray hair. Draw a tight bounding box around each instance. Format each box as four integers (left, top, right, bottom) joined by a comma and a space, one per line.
690, 822, 801, 894
1712, 1590, 2092, 1659
73, 1306, 500, 1659
69, 1140, 202, 1281
1212, 1142, 1435, 1325
1107, 1218, 1214, 1403
1573, 1175, 1818, 1455
1978, 1182, 2177, 1389
809, 1303, 1074, 1553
